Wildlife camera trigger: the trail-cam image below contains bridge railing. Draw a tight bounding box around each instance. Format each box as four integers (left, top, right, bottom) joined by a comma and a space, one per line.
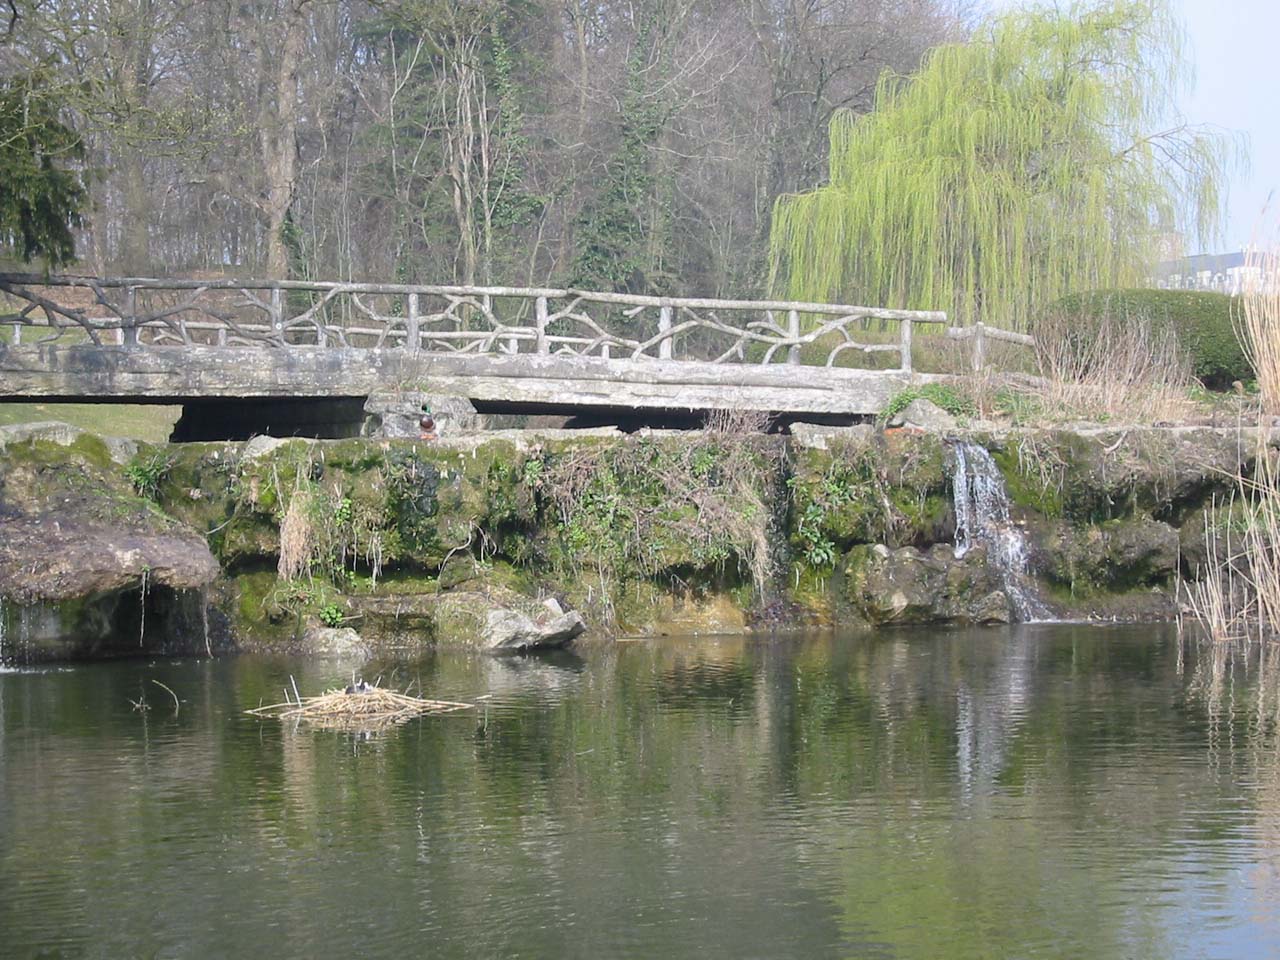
0, 275, 1032, 373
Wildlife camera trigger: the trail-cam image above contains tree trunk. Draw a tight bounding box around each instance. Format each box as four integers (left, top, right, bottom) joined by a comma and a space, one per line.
258, 0, 309, 280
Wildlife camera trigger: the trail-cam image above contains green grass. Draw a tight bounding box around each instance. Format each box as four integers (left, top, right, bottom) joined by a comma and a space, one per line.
0, 402, 181, 442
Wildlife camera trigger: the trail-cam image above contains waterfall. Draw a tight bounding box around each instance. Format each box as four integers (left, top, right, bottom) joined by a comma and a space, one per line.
950, 441, 1050, 622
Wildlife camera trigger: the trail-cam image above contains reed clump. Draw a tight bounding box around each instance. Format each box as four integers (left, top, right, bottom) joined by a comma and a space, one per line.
1032, 305, 1193, 423
1234, 245, 1280, 414
1184, 424, 1280, 643
1187, 248, 1280, 642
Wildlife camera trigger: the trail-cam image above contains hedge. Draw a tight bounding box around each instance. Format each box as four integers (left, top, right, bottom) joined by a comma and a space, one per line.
1047, 289, 1251, 390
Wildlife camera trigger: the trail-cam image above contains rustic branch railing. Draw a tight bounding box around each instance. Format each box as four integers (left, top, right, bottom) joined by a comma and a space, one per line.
0, 274, 1032, 373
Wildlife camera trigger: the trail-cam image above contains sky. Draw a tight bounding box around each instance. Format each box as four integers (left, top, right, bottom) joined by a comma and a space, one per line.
988, 0, 1278, 255
1174, 0, 1278, 252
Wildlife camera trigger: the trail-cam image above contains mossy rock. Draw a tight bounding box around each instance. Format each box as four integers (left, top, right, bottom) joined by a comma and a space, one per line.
1030, 516, 1179, 596
993, 428, 1251, 525
844, 542, 1010, 625
790, 430, 950, 555
1048, 289, 1250, 389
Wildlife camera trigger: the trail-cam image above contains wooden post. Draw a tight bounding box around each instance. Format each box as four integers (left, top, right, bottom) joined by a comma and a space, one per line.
122, 286, 139, 346
659, 306, 673, 360
270, 287, 284, 337
406, 293, 420, 352
535, 296, 549, 354
217, 327, 227, 347
899, 316, 912, 373
787, 309, 800, 364
972, 321, 986, 373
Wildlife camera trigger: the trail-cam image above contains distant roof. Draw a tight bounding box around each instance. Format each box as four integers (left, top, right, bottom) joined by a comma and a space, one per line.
1155, 251, 1249, 277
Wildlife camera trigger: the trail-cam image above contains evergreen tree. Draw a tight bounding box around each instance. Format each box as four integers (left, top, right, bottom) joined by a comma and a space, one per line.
0, 71, 86, 267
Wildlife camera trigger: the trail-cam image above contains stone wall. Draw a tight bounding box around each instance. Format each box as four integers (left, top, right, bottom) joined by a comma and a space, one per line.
0, 420, 1268, 660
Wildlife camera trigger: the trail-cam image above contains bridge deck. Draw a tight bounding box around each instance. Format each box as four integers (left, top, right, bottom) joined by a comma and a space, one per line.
0, 344, 919, 415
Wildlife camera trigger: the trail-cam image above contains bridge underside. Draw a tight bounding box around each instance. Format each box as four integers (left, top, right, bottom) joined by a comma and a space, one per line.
0, 344, 916, 417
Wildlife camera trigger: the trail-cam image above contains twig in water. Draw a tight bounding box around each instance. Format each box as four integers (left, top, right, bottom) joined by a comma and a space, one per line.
151, 679, 180, 714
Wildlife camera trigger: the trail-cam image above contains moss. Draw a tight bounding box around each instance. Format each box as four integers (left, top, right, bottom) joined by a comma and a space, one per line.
232, 569, 283, 637
66, 432, 118, 471
789, 431, 950, 569
891, 490, 951, 543
993, 445, 1065, 518
228, 570, 350, 646
786, 562, 838, 625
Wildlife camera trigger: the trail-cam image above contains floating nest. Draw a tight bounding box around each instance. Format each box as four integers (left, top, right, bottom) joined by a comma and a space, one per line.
247, 682, 473, 731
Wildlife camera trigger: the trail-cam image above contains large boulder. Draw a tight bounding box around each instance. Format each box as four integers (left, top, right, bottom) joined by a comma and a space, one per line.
0, 420, 137, 464
1032, 515, 1179, 594
351, 586, 587, 652
483, 603, 587, 652
298, 625, 372, 660
887, 398, 960, 432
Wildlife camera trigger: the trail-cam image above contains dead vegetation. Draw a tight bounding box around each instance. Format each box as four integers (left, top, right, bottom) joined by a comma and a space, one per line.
1234, 244, 1280, 414
1183, 425, 1280, 644
247, 680, 473, 731
538, 423, 786, 608
1185, 239, 1280, 644
1032, 306, 1194, 423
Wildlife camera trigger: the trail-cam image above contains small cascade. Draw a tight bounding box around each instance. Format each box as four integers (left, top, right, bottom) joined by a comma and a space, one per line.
201, 589, 212, 658
949, 441, 1051, 622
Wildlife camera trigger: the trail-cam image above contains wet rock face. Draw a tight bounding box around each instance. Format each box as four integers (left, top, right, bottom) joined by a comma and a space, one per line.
1033, 516, 1180, 595
0, 515, 218, 605
3, 419, 1269, 658
845, 543, 1012, 625
0, 431, 220, 660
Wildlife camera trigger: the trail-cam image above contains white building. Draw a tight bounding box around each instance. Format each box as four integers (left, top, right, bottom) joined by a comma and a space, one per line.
1152, 250, 1273, 295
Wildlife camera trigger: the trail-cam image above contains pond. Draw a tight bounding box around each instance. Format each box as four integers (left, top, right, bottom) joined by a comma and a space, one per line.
1, 625, 1278, 959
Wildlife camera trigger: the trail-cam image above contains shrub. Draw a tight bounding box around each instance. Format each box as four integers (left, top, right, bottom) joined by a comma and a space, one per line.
1047, 289, 1250, 389
318, 603, 345, 628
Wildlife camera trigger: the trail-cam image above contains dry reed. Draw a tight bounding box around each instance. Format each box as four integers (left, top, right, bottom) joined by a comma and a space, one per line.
1187, 237, 1280, 643
1234, 243, 1280, 414
1032, 304, 1193, 423
1184, 424, 1280, 644
277, 488, 317, 580
705, 407, 772, 435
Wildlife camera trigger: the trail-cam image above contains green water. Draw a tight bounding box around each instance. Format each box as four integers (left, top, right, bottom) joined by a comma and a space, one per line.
1, 625, 1278, 959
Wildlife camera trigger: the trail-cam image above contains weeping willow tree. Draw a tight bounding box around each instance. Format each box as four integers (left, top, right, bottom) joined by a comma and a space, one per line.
769, 0, 1239, 330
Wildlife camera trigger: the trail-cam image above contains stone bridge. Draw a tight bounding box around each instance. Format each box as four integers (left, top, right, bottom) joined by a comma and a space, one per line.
0, 275, 1032, 427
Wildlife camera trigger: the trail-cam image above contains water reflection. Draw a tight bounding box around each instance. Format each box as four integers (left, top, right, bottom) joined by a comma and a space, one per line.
0, 627, 1278, 958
